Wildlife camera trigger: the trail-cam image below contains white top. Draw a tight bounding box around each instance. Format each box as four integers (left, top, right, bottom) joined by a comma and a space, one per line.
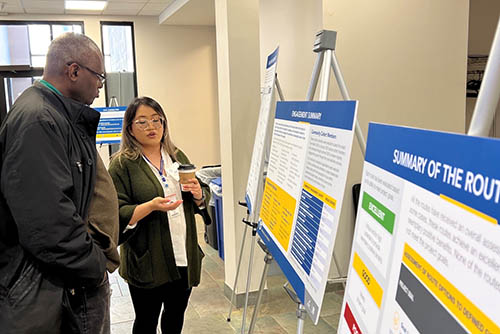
143, 150, 188, 267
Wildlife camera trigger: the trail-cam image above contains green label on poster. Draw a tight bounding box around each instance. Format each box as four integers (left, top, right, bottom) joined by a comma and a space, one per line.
362, 192, 395, 234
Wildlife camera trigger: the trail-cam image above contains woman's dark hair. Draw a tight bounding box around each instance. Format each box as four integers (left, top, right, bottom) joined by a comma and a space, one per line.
114, 96, 177, 161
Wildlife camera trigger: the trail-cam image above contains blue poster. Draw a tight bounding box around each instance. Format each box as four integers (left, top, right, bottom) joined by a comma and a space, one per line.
95, 106, 126, 144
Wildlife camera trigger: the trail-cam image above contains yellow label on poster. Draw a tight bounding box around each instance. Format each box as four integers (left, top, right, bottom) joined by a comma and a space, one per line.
353, 252, 383, 308
303, 181, 337, 210
260, 178, 296, 251
96, 133, 121, 138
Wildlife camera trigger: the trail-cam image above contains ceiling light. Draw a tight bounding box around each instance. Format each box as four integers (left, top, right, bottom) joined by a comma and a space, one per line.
65, 1, 108, 11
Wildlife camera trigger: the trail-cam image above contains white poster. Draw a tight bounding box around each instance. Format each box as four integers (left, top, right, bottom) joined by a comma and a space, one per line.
258, 100, 358, 323
245, 47, 279, 217
339, 123, 500, 334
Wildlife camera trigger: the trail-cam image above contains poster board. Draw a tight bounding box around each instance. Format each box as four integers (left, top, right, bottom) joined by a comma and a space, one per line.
95, 106, 126, 145
257, 100, 358, 323
245, 47, 279, 217
339, 123, 500, 334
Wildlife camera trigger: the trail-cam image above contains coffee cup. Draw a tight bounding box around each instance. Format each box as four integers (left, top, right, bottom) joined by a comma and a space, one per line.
178, 164, 196, 191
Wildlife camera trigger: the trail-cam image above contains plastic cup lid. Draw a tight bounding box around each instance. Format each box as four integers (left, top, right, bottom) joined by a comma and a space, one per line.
178, 164, 196, 172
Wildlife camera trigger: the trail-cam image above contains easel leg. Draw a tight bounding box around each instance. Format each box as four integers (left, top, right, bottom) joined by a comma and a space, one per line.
331, 250, 346, 288
319, 49, 332, 100
283, 283, 307, 334
468, 16, 500, 137
241, 225, 258, 334
306, 52, 325, 100
296, 304, 306, 334
275, 74, 286, 101
248, 241, 273, 334
227, 214, 250, 321
330, 51, 367, 155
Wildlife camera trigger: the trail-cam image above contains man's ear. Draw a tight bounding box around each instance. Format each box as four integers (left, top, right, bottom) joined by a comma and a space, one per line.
68, 64, 79, 82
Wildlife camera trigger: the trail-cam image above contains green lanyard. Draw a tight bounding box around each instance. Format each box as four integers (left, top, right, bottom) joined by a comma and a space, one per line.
39, 79, 62, 96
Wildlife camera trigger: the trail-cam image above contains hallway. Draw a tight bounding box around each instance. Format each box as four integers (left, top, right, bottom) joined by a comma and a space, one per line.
109, 220, 344, 333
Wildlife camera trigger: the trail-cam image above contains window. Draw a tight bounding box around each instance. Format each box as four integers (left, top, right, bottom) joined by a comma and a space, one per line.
0, 21, 84, 123
101, 22, 138, 107
0, 21, 83, 67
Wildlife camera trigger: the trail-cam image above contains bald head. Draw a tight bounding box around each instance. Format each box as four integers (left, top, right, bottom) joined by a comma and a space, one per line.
43, 32, 105, 105
44, 32, 102, 77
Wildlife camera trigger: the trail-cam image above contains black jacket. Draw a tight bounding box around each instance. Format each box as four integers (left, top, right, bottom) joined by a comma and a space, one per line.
0, 81, 107, 293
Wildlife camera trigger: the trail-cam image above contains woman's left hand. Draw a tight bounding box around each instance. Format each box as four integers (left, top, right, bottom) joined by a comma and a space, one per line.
183, 178, 203, 201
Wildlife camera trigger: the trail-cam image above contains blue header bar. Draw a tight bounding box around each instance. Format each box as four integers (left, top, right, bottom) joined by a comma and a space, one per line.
95, 106, 127, 112
276, 101, 357, 130
365, 123, 500, 222
266, 46, 279, 68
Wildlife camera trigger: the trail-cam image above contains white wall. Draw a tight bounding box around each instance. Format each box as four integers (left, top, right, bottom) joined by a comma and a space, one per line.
469, 1, 500, 54
259, 0, 469, 280
215, 0, 264, 294
2, 14, 220, 168
259, 0, 322, 100
322, 0, 469, 276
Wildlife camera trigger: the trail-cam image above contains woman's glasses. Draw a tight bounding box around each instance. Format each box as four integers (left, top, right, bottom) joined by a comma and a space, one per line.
134, 116, 164, 130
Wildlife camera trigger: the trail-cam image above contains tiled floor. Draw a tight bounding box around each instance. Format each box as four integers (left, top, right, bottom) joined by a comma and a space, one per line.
109, 219, 344, 333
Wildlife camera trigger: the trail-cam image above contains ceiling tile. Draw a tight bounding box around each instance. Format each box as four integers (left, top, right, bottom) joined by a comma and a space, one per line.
2, 0, 23, 4
26, 8, 65, 14
22, 0, 64, 7
139, 3, 167, 16
0, 2, 24, 14
0, 0, 182, 17
102, 1, 144, 15
24, 0, 65, 14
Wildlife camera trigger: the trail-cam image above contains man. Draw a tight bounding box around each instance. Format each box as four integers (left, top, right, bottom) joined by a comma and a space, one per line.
0, 32, 117, 333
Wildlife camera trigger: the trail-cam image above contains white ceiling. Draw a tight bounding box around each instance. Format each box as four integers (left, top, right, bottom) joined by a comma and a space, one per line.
0, 0, 214, 23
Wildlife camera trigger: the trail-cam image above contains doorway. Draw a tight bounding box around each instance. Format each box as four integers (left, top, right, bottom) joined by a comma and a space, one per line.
0, 65, 43, 125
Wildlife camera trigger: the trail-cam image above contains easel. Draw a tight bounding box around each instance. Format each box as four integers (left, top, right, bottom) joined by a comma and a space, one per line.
246, 30, 367, 334
307, 30, 367, 289
307, 30, 366, 155
225, 73, 285, 334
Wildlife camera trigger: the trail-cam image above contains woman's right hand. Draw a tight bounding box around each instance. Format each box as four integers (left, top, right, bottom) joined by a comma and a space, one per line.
127, 197, 183, 227
149, 197, 183, 212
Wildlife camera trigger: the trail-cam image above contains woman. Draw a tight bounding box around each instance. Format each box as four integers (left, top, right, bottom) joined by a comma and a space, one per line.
108, 96, 206, 334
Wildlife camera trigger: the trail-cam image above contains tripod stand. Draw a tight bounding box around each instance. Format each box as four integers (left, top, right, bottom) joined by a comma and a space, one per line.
226, 74, 285, 334
306, 29, 368, 288
246, 30, 366, 334
308, 30, 366, 155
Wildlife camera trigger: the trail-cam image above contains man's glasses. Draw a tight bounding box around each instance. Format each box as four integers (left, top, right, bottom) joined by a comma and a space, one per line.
134, 116, 164, 130
67, 62, 106, 84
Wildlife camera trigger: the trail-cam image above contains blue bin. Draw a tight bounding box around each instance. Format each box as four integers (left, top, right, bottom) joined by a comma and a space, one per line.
210, 177, 224, 260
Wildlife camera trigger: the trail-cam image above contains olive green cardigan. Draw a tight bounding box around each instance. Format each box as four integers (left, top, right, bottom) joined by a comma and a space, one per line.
108, 149, 206, 289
